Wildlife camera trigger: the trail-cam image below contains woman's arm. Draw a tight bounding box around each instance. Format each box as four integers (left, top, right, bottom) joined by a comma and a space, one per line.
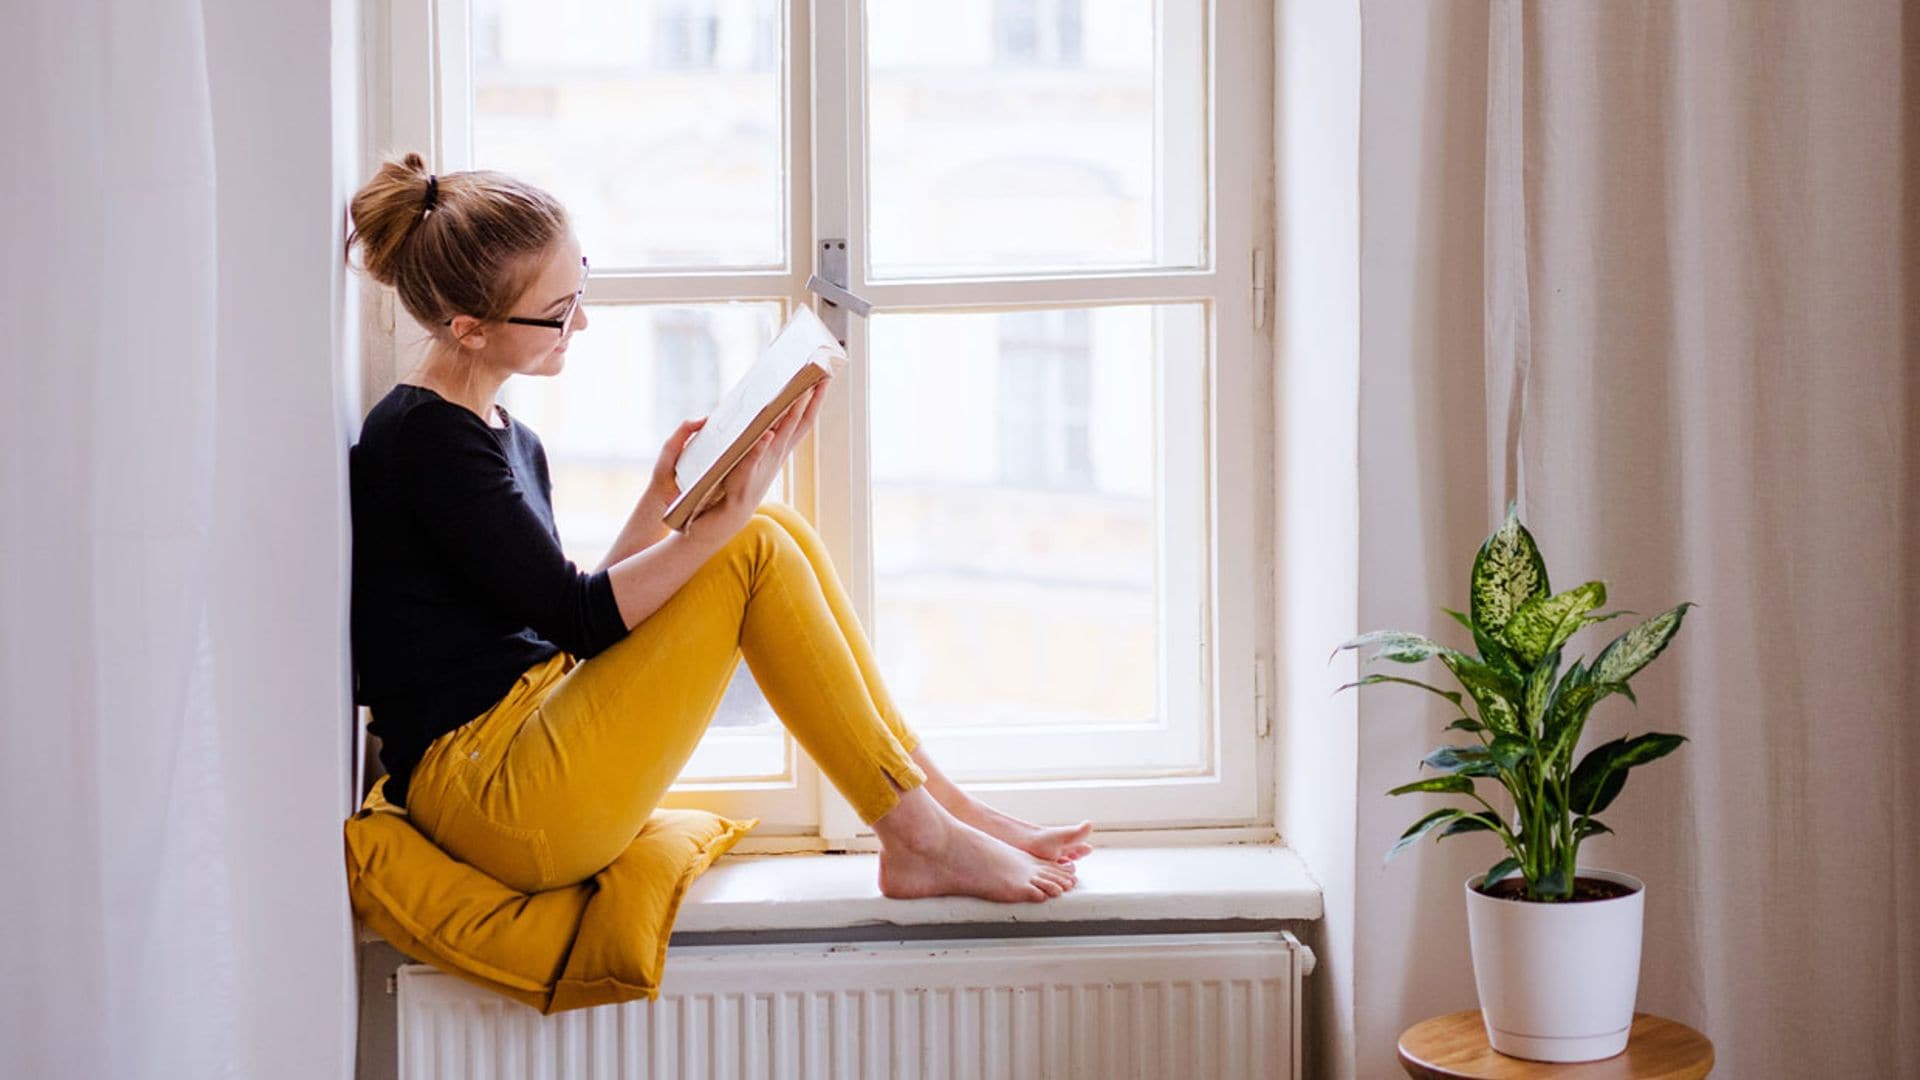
601, 527, 728, 629
602, 384, 827, 629
593, 417, 704, 574
592, 487, 673, 574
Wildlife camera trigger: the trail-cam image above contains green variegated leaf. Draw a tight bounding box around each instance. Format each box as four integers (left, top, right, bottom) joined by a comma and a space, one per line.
1568, 732, 1688, 815
1591, 603, 1695, 687
1388, 774, 1476, 797
1387, 808, 1469, 861
1576, 818, 1612, 839
1438, 811, 1504, 839
1422, 745, 1500, 777
1474, 623, 1525, 684
1541, 656, 1586, 743
1482, 856, 1523, 890
1335, 674, 1464, 710
1445, 607, 1523, 682
1568, 736, 1627, 813
1522, 649, 1560, 732
1441, 652, 1522, 734
1469, 505, 1550, 637
1501, 581, 1607, 666
1552, 656, 1588, 702
1487, 733, 1531, 772
1445, 716, 1486, 734
1439, 651, 1523, 700
1331, 630, 1451, 666
1473, 691, 1519, 735
1541, 661, 1627, 771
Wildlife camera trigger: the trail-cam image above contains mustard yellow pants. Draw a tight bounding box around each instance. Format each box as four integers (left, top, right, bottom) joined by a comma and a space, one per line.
406, 502, 927, 893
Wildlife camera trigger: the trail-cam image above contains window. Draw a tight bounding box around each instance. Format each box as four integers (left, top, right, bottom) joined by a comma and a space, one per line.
652, 0, 721, 70
995, 309, 1093, 490
378, 0, 1270, 840
650, 311, 722, 436
992, 0, 1082, 67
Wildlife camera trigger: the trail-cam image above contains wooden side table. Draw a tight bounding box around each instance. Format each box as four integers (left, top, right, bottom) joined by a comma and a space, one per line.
1398, 1011, 1713, 1079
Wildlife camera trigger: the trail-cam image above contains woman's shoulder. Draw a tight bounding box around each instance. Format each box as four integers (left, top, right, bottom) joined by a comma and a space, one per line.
358, 385, 519, 477
364, 384, 491, 442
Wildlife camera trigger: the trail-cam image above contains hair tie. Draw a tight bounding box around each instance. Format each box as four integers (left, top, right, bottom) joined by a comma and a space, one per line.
421, 174, 439, 217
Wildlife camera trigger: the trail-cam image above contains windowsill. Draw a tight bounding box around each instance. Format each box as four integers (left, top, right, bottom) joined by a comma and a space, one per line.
670, 843, 1323, 937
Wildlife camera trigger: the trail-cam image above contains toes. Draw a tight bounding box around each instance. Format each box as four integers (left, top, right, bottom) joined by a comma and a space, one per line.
1034, 876, 1064, 898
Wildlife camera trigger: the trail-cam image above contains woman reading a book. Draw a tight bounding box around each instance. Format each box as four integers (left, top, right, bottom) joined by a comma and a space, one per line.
346, 154, 1089, 903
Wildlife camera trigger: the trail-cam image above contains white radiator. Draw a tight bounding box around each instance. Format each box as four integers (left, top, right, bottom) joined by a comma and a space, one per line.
396, 931, 1313, 1080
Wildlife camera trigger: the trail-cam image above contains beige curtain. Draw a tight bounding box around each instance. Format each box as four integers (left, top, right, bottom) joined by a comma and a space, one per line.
1355, 3, 1918, 1077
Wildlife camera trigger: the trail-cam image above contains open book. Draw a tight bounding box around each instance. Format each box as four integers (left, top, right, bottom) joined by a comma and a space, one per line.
663, 305, 847, 531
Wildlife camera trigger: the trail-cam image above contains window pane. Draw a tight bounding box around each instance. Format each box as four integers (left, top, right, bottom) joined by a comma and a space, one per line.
869, 305, 1202, 759
470, 0, 786, 270
866, 0, 1207, 277
501, 302, 787, 781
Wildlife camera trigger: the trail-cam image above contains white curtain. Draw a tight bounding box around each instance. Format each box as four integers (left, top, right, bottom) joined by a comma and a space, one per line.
1, 2, 358, 1077
1355, 2, 1918, 1077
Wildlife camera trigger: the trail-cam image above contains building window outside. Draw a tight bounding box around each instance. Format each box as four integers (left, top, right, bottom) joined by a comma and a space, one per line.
992, 0, 1083, 67
654, 0, 722, 70
996, 309, 1094, 491
651, 310, 722, 435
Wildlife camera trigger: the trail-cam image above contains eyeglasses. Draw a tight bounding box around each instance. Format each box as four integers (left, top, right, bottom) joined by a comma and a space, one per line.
446, 256, 589, 335
505, 256, 589, 335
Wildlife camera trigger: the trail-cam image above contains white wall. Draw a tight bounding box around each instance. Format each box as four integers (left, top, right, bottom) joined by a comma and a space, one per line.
204, 0, 361, 1074
1350, 5, 1497, 1077
1271, 3, 1361, 1078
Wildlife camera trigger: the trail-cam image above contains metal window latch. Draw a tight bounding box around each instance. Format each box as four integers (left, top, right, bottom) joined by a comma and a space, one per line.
805, 239, 872, 347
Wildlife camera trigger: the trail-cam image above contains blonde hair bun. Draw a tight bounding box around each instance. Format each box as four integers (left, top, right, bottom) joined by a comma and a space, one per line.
344, 152, 568, 337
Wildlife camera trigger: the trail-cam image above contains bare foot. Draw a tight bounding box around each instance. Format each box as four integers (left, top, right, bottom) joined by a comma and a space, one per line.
906, 749, 1094, 863
947, 798, 1094, 864
878, 815, 1078, 903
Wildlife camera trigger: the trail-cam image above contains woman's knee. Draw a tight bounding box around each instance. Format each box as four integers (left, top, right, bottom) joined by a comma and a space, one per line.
753, 500, 826, 549
753, 500, 802, 532
721, 512, 802, 573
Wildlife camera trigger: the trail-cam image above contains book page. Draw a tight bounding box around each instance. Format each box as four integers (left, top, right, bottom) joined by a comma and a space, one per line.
674, 305, 845, 492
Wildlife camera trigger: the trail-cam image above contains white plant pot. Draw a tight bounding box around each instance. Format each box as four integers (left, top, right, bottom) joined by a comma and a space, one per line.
1464, 868, 1645, 1063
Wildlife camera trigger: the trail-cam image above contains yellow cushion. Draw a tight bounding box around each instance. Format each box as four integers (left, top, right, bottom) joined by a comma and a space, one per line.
344, 776, 755, 1014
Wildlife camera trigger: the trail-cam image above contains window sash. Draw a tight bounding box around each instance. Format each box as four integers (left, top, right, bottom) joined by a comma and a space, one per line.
375, 0, 1271, 839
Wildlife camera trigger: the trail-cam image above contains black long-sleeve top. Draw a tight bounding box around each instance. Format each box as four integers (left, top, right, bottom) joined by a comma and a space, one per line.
350, 384, 628, 808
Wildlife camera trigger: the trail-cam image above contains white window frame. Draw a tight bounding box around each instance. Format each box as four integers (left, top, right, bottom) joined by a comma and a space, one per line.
365, 0, 1273, 846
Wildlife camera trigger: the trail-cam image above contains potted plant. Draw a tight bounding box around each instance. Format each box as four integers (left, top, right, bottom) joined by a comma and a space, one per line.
1336, 506, 1692, 1063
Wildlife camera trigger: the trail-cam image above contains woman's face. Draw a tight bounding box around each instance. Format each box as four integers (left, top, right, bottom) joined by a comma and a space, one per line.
491, 232, 589, 378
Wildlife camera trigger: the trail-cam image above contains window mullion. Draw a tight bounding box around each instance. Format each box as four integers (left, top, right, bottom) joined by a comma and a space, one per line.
809, 0, 867, 847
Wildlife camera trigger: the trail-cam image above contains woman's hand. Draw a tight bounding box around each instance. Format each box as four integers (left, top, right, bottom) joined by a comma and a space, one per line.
685, 378, 830, 544
646, 416, 707, 506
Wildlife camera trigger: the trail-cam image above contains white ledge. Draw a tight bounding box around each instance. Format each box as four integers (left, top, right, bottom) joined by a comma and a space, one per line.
672, 844, 1323, 935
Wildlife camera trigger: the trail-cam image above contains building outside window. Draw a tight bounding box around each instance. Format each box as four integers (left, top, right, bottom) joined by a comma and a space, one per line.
996, 308, 1094, 491
992, 0, 1083, 67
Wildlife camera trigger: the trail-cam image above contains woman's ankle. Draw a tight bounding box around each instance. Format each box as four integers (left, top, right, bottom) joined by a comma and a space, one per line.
872, 785, 951, 854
